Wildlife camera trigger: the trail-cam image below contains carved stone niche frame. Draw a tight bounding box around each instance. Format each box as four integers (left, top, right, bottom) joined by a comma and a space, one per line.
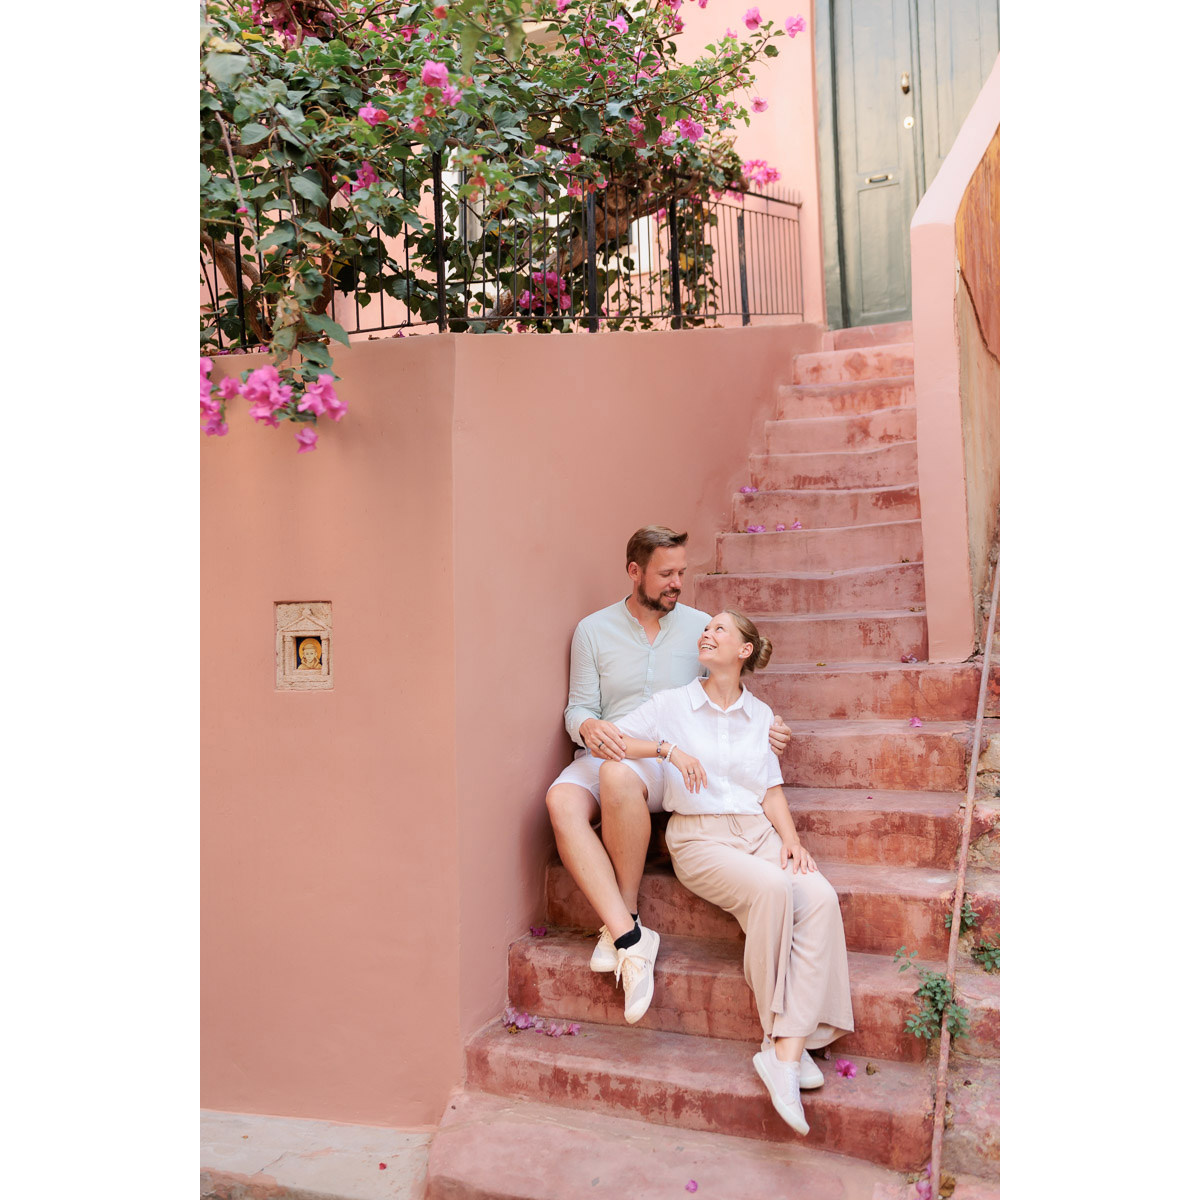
275, 602, 333, 691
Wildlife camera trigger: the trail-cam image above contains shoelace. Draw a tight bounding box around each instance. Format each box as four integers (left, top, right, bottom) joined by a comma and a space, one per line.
614, 948, 650, 988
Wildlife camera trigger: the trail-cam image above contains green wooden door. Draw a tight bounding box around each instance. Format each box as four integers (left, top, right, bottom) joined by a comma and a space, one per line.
818, 0, 1001, 329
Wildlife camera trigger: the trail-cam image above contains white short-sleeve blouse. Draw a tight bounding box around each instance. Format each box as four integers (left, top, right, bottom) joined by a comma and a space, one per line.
616, 677, 784, 815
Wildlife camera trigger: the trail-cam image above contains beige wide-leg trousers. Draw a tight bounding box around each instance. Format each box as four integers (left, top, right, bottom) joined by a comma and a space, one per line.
666, 811, 855, 1047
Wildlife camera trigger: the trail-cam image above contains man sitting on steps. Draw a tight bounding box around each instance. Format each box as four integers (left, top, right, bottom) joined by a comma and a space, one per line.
545, 525, 792, 1023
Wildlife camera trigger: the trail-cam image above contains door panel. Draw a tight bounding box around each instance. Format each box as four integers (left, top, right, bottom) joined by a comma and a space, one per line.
833, 0, 920, 326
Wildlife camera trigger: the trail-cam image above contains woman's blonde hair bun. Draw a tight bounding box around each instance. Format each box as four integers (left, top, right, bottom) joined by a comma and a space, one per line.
724, 607, 773, 674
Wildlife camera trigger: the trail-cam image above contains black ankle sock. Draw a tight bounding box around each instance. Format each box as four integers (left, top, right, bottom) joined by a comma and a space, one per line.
613, 925, 642, 951
631, 912, 639, 924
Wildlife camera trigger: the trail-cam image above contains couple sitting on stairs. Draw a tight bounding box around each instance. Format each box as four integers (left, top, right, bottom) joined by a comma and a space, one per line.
545, 524, 856, 1136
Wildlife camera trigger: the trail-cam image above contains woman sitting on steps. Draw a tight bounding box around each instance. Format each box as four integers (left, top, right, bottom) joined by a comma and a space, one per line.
601, 608, 854, 1135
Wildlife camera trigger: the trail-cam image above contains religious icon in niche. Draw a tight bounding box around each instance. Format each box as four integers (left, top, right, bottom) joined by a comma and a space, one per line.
296, 637, 324, 671
275, 602, 333, 691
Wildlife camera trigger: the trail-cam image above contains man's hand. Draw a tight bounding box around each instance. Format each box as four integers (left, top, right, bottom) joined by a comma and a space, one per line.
579, 718, 627, 761
780, 839, 816, 875
768, 716, 792, 757
669, 748, 708, 794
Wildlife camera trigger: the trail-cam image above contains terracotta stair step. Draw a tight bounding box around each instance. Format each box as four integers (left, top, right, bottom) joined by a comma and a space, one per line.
777, 718, 979, 792
506, 932, 1000, 1061
546, 859, 999, 959
464, 1018, 935, 1170
943, 1057, 1001, 1180
427, 1089, 969, 1200
750, 661, 1000, 721
766, 407, 917, 454
830, 321, 913, 349
778, 376, 915, 420
751, 609, 928, 664
731, 483, 921, 530
715, 519, 922, 573
786, 787, 999, 870
751, 443, 918, 491
697, 563, 925, 616
793, 343, 915, 385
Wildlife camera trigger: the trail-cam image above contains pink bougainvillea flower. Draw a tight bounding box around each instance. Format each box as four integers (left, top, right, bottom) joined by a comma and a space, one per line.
751, 96, 769, 113
686, 1183, 698, 1194
420, 60, 449, 88
677, 117, 704, 142
629, 116, 646, 137
432, 4, 448, 16
605, 14, 629, 34
399, 24, 418, 41
746, 525, 766, 533
566, 1022, 580, 1035
442, 84, 463, 106
901, 654, 918, 664
567, 180, 583, 198
357, 102, 387, 126
670, 14, 685, 32
835, 1059, 857, 1078
529, 925, 547, 937
785, 15, 808, 36
295, 427, 319, 453
546, 1022, 564, 1037
657, 128, 677, 146
556, 0, 571, 11
378, 1163, 387, 1170
909, 716, 923, 727
236, 204, 248, 214
744, 7, 762, 30
916, 1181, 932, 1200
241, 363, 282, 405
515, 1011, 534, 1029
203, 414, 229, 437
739, 484, 758, 494
216, 376, 242, 401
791, 520, 803, 530
775, 523, 786, 532
200, 356, 213, 379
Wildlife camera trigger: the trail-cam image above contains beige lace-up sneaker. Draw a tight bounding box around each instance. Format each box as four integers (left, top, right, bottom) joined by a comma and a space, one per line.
613, 926, 659, 1023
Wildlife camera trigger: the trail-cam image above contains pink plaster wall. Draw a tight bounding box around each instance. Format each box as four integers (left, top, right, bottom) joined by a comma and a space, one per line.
676, 2, 824, 323
202, 322, 823, 1125
910, 56, 1000, 662
201, 336, 463, 1127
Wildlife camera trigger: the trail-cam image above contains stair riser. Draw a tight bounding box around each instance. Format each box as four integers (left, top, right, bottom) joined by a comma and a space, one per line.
793, 347, 915, 385
831, 323, 913, 350
696, 564, 925, 617
756, 614, 927, 664
751, 444, 919, 490
731, 485, 921, 529
781, 729, 971, 792
506, 942, 998, 1060
794, 808, 999, 872
716, 522, 922, 574
767, 409, 916, 455
779, 379, 915, 420
466, 1038, 932, 1170
546, 866, 960, 959
751, 664, 1000, 721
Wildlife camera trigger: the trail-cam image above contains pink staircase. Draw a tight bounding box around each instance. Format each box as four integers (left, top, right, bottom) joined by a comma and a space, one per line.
426, 323, 1001, 1199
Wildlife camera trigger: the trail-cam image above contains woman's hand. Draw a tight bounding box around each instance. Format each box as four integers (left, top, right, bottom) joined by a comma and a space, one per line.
670, 748, 708, 794
780, 839, 816, 875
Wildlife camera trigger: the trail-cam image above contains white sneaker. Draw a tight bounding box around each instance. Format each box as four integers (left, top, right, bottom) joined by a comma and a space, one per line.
613, 926, 660, 1023
753, 1045, 810, 1136
589, 918, 640, 974
760, 1037, 824, 1090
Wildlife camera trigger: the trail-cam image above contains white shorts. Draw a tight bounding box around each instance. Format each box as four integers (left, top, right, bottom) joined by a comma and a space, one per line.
550, 749, 668, 814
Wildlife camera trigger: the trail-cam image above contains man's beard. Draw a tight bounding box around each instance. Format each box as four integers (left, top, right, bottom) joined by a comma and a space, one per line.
638, 582, 680, 613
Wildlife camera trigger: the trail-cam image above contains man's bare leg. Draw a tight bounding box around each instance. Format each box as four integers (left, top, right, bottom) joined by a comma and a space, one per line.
545, 782, 636, 937
598, 761, 652, 918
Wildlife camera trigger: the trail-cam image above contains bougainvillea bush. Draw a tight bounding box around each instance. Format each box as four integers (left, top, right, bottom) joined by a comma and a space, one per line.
200, 0, 806, 449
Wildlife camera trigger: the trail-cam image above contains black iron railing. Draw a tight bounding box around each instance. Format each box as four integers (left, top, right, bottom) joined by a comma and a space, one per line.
201, 150, 804, 350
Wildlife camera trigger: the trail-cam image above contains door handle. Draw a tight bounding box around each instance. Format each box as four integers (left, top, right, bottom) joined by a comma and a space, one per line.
901, 71, 911, 94
865, 173, 893, 184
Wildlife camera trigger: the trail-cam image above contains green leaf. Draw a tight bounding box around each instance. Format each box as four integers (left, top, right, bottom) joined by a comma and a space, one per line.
764, 44, 779, 58
257, 226, 295, 251
302, 219, 340, 240
460, 23, 484, 73
239, 122, 270, 144
292, 173, 328, 206
274, 326, 298, 352
303, 312, 351, 347
203, 51, 250, 89
298, 341, 333, 368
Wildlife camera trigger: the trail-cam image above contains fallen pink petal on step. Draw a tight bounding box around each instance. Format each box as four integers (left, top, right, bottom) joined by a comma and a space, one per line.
835, 1058, 857, 1078
566, 1022, 580, 1035
378, 1163, 387, 1170
686, 1183, 699, 1194
739, 485, 758, 494
909, 716, 923, 727
775, 523, 786, 531
916, 1182, 932, 1200
901, 654, 918, 663
529, 925, 547, 937
746, 524, 765, 533
791, 521, 803, 529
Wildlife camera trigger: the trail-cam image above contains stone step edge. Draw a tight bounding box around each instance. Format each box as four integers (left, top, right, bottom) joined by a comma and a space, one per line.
719, 517, 922, 539
793, 343, 916, 363
731, 483, 920, 500
752, 441, 918, 461
782, 373, 916, 393
703, 562, 925, 582
767, 405, 915, 427
429, 1089, 958, 1200
748, 607, 926, 624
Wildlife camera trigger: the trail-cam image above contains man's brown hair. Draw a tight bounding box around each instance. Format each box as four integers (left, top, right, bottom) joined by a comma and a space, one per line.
626, 525, 689, 571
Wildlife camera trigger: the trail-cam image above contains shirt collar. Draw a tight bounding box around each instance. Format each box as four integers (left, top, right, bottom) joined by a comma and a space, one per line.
621, 596, 677, 631
687, 676, 751, 715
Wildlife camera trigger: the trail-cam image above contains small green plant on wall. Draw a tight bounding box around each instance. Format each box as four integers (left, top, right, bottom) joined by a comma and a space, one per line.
894, 948, 970, 1042
945, 893, 999, 974
971, 938, 999, 973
